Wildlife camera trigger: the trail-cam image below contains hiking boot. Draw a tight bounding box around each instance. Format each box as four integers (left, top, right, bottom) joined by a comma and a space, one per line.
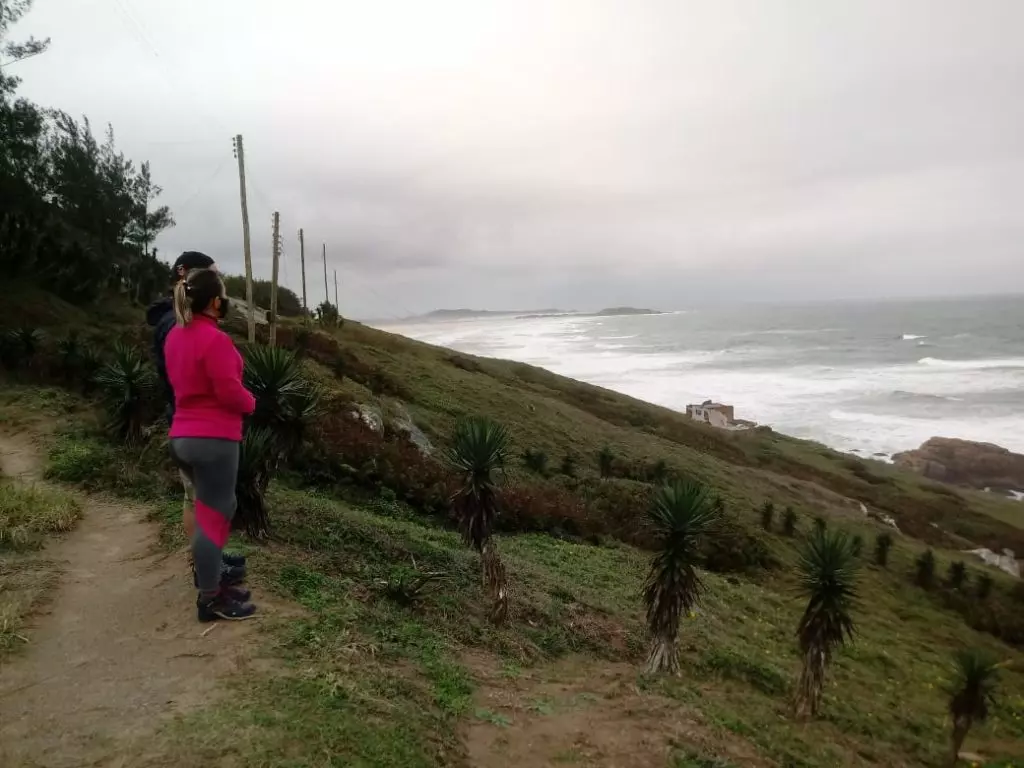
220, 563, 247, 586
223, 584, 252, 602
193, 563, 247, 589
197, 591, 256, 622
222, 551, 247, 568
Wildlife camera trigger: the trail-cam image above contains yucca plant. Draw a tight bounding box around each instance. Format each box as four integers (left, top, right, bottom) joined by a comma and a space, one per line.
976, 573, 994, 601
947, 649, 1004, 766
760, 500, 775, 532
875, 532, 894, 567
521, 448, 548, 476
915, 549, 937, 589
946, 561, 968, 591
446, 416, 511, 625
783, 506, 798, 537
55, 333, 83, 381
2, 328, 44, 371
243, 344, 321, 453
234, 426, 277, 539
642, 480, 720, 675
794, 528, 859, 718
597, 445, 615, 478
94, 342, 155, 446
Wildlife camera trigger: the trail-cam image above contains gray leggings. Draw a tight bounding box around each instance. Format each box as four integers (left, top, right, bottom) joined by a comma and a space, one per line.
170, 438, 239, 595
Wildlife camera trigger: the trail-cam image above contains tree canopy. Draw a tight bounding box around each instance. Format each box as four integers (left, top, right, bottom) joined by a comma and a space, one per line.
1, 1, 174, 304
221, 275, 304, 317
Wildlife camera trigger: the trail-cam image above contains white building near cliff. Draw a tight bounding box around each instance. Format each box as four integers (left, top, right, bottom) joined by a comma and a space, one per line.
686, 401, 754, 431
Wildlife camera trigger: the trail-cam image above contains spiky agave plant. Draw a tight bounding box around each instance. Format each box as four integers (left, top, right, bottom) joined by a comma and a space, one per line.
2, 327, 44, 371
243, 344, 320, 453
597, 445, 615, 478
947, 648, 1004, 767
234, 426, 277, 539
642, 480, 720, 675
446, 416, 511, 625
760, 500, 775, 531
55, 333, 83, 381
94, 342, 155, 446
794, 528, 859, 718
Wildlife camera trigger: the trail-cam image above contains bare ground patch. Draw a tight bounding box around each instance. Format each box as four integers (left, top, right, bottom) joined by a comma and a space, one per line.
461, 651, 772, 767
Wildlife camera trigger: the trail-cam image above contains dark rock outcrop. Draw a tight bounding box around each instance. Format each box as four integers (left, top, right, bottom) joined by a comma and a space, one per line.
893, 437, 1024, 491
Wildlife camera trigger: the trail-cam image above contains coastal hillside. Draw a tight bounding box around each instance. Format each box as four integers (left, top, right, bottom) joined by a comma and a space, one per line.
2, 284, 1024, 767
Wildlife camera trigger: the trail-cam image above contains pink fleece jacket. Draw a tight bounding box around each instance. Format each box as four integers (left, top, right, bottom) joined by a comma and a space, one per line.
166, 315, 255, 441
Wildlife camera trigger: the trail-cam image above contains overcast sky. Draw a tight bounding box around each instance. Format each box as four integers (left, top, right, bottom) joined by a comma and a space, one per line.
12, 0, 1024, 317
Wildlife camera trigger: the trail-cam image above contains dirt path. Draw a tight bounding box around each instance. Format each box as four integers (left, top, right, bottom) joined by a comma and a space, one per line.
0, 430, 261, 768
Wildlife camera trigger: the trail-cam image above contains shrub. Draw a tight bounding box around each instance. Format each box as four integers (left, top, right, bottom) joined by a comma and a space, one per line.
760, 500, 774, 531
559, 453, 577, 478
813, 516, 827, 534
303, 411, 451, 515
315, 300, 341, 327
915, 549, 937, 589
649, 459, 670, 484
874, 532, 893, 567
597, 446, 615, 479
701, 514, 778, 574
976, 573, 994, 601
500, 481, 589, 539
946, 561, 968, 591
521, 448, 549, 476
578, 478, 653, 545
783, 506, 798, 537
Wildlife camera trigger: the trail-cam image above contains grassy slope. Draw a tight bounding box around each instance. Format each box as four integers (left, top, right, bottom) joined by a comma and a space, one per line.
3, 290, 1024, 766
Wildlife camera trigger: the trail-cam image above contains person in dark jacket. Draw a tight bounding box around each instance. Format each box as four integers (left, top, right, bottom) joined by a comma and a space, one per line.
147, 251, 247, 584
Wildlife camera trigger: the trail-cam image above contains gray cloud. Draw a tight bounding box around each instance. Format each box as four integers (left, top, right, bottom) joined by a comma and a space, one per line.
13, 0, 1024, 317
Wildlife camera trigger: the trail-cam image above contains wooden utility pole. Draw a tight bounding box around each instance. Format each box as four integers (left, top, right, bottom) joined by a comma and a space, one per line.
333, 269, 339, 309
233, 134, 255, 342
298, 228, 308, 320
322, 243, 329, 305
269, 212, 281, 347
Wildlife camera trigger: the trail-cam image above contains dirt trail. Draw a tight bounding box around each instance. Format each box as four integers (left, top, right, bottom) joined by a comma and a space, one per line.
0, 430, 261, 768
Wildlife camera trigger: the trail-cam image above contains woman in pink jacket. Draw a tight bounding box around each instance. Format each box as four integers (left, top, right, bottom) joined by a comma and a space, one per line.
166, 268, 257, 621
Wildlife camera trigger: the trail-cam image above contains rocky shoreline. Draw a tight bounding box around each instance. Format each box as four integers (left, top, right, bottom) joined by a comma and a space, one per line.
893, 436, 1024, 498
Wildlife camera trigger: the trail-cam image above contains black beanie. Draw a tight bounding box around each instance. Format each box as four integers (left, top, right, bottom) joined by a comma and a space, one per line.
173, 251, 215, 272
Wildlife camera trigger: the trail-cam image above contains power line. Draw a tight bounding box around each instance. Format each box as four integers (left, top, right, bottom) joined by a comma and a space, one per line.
171, 156, 232, 215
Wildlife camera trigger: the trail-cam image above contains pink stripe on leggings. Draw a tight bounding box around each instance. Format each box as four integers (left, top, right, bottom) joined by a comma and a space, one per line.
196, 500, 230, 548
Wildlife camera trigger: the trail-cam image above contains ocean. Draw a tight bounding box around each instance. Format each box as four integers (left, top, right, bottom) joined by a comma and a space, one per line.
379, 296, 1024, 458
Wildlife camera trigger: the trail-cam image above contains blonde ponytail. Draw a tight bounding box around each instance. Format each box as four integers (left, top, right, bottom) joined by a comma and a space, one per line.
173, 278, 193, 326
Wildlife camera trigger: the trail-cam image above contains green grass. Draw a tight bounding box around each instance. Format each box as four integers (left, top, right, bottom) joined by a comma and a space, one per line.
0, 480, 81, 551
0, 479, 81, 659
134, 484, 1024, 767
